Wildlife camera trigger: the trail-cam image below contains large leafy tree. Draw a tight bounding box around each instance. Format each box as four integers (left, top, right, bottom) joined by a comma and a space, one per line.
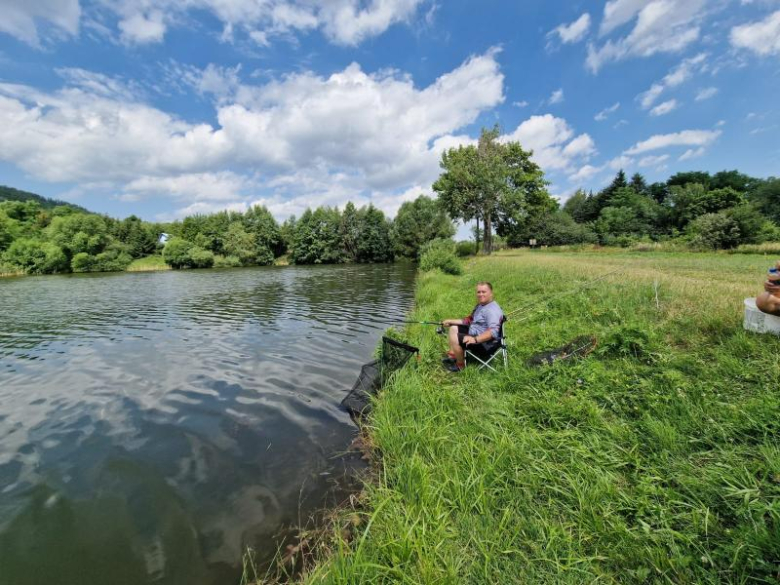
242, 205, 282, 258
750, 178, 780, 224
433, 126, 549, 254
356, 204, 393, 263
392, 195, 455, 259
291, 207, 345, 264
667, 184, 745, 228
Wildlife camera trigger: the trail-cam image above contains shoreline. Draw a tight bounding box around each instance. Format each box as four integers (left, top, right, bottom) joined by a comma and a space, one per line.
276, 249, 780, 583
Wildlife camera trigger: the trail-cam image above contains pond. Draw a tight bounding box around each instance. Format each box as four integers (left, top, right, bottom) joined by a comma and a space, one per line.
0, 263, 416, 585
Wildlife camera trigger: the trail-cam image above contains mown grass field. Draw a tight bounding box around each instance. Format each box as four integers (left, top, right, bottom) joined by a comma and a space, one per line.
296, 249, 780, 584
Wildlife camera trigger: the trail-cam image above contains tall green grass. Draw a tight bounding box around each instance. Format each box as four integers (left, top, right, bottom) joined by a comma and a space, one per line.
288, 249, 780, 584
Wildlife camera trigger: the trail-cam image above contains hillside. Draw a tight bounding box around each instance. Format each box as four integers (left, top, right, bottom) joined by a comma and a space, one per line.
0, 185, 89, 213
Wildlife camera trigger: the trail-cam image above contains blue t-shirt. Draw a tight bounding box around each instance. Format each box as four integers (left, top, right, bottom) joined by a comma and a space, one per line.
467, 301, 503, 339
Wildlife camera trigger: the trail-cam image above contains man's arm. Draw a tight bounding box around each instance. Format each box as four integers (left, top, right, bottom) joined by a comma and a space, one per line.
442, 318, 464, 326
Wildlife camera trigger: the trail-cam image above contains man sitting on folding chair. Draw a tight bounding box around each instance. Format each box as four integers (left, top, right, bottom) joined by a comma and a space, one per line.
441, 282, 504, 373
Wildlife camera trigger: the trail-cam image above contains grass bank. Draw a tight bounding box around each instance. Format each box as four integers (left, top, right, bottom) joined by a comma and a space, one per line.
126, 255, 171, 272
295, 249, 780, 584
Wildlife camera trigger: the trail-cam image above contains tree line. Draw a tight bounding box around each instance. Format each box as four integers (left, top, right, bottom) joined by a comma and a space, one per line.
432, 126, 780, 252
0, 193, 455, 275
2, 124, 778, 275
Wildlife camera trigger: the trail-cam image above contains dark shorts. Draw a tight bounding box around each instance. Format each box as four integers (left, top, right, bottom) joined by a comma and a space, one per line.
456, 325, 471, 348
456, 325, 499, 353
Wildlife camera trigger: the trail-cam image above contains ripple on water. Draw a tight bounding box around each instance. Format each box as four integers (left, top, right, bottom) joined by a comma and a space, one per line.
0, 263, 415, 585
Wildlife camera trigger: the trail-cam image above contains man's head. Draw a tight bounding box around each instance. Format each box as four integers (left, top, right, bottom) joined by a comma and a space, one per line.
475, 282, 494, 305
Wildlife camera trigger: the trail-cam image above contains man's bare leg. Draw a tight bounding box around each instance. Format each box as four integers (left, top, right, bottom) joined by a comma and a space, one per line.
757, 292, 780, 316
448, 325, 465, 365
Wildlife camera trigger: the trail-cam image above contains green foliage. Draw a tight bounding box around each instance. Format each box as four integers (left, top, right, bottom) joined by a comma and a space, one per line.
70, 252, 94, 273
213, 254, 242, 268
162, 237, 195, 268
561, 189, 592, 223
392, 195, 456, 259
510, 210, 597, 247
594, 187, 664, 243
223, 222, 259, 266
0, 211, 15, 252
418, 238, 462, 275
291, 207, 346, 264
750, 177, 780, 224
4, 239, 68, 274
0, 185, 87, 212
356, 204, 393, 263
188, 246, 215, 268
340, 202, 361, 262
434, 125, 552, 254
668, 184, 745, 228
113, 215, 158, 258
686, 206, 765, 249
243, 205, 283, 258
47, 214, 111, 256
455, 240, 476, 257
303, 251, 780, 584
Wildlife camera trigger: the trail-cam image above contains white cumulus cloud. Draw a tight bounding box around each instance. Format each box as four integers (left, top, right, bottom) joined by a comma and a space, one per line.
0, 50, 505, 220
548, 88, 565, 104
587, 0, 706, 73
730, 10, 780, 56
0, 0, 81, 46
649, 99, 679, 116
548, 13, 591, 45
504, 114, 596, 172
637, 53, 707, 108
594, 102, 620, 121
695, 87, 718, 101
625, 129, 721, 155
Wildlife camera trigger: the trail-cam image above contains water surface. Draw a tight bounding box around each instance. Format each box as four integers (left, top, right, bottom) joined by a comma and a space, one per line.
0, 264, 415, 585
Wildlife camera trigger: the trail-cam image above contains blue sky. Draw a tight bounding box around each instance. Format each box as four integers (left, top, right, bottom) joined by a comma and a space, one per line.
0, 0, 778, 227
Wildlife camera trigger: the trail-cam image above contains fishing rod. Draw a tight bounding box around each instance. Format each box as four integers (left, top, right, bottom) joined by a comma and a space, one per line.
505, 265, 627, 322
379, 265, 628, 328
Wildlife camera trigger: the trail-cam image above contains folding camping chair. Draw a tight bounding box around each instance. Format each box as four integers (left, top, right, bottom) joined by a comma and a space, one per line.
465, 317, 508, 372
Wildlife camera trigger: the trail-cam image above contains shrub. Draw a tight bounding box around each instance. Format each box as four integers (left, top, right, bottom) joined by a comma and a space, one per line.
455, 240, 476, 257
214, 254, 242, 268
163, 237, 194, 268
687, 205, 764, 249
71, 252, 94, 273
419, 238, 462, 275
4, 238, 68, 274
188, 246, 215, 268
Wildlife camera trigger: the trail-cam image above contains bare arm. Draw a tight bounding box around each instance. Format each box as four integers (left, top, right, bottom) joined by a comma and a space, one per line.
442, 318, 464, 327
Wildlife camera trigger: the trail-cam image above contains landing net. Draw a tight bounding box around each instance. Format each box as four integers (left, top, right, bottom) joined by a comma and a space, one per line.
341, 336, 419, 418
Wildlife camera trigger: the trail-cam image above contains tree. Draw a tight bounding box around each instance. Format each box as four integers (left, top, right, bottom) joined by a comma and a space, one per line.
114, 215, 157, 258
243, 205, 282, 258
594, 187, 664, 244
562, 189, 592, 223
0, 211, 15, 252
434, 126, 549, 254
291, 207, 345, 264
4, 239, 68, 274
223, 222, 259, 266
506, 211, 596, 247
163, 237, 195, 268
750, 178, 780, 224
629, 173, 649, 196
711, 170, 759, 193
392, 195, 455, 259
47, 214, 111, 256
667, 184, 745, 228
356, 204, 393, 263
668, 171, 711, 190
340, 202, 361, 262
